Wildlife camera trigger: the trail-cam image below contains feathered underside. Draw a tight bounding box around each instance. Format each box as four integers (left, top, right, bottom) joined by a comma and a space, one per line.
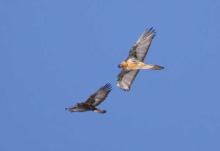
66, 83, 112, 113
85, 83, 112, 106
117, 27, 156, 91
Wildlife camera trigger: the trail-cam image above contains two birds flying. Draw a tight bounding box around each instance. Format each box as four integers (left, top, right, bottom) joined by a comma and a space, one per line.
66, 27, 164, 114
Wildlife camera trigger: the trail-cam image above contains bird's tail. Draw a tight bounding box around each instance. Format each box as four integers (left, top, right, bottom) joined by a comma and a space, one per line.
140, 64, 164, 70
93, 108, 107, 114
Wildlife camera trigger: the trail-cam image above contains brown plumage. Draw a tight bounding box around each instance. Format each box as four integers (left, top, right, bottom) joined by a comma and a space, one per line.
65, 83, 112, 114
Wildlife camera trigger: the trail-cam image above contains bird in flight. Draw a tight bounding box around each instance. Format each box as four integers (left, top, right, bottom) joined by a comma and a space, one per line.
117, 27, 164, 91
65, 83, 112, 114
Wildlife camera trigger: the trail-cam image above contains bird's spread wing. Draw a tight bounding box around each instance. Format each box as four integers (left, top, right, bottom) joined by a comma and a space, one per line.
128, 27, 155, 61
85, 83, 112, 106
117, 69, 139, 91
117, 28, 155, 91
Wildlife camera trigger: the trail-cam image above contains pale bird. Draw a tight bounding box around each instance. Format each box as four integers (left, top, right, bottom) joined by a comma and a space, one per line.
117, 27, 164, 91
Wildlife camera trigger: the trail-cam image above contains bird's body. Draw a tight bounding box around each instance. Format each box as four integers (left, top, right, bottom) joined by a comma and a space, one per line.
119, 58, 164, 70
66, 103, 106, 113
117, 27, 164, 91
66, 83, 112, 114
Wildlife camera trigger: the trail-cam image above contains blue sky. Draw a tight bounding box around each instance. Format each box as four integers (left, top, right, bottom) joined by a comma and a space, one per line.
1, 0, 220, 150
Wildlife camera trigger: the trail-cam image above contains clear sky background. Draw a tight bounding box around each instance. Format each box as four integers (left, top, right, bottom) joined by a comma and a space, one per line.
1, 0, 220, 151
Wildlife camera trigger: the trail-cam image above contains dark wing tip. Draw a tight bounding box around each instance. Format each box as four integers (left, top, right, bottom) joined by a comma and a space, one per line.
148, 27, 156, 33
102, 83, 112, 92
143, 27, 156, 38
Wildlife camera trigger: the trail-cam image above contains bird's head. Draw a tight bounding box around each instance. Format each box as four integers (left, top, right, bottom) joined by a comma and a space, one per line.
118, 61, 127, 68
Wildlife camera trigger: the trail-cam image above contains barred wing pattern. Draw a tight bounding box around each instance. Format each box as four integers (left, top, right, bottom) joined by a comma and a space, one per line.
117, 28, 155, 91
128, 27, 155, 61
117, 70, 139, 91
85, 83, 112, 106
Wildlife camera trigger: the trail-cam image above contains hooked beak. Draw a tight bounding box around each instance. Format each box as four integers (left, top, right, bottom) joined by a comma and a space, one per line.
118, 64, 122, 68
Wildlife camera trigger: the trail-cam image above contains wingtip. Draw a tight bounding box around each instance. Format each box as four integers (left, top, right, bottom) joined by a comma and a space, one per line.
148, 27, 156, 35
103, 83, 112, 91
147, 27, 155, 32
116, 82, 130, 91
140, 27, 156, 40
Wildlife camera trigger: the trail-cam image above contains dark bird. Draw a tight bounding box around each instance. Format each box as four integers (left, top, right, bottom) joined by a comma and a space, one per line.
117, 27, 164, 91
65, 83, 112, 114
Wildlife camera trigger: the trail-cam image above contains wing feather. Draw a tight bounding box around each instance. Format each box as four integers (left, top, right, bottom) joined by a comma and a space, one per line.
128, 27, 155, 61
117, 70, 139, 91
85, 83, 112, 106
117, 28, 155, 91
